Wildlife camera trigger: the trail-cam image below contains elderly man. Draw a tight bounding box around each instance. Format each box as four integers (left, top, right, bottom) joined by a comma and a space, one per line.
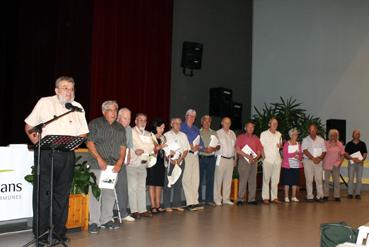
25, 76, 89, 243
214, 117, 237, 206
198, 115, 219, 206
115, 108, 135, 222
260, 117, 283, 204
236, 120, 263, 206
181, 109, 204, 211
87, 100, 126, 233
345, 129, 368, 199
302, 123, 326, 202
128, 113, 154, 219
163, 117, 190, 212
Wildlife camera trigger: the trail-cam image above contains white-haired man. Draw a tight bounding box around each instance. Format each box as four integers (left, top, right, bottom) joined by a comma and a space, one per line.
25, 76, 89, 243
180, 109, 204, 211
87, 100, 127, 233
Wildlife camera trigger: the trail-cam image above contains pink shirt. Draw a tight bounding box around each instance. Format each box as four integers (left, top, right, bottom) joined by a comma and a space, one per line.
282, 141, 303, 168
235, 133, 263, 155
323, 141, 345, 170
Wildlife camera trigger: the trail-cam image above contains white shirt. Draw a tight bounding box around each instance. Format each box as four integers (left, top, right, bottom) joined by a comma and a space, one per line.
164, 130, 190, 155
260, 129, 282, 164
25, 95, 89, 138
301, 135, 327, 159
130, 126, 155, 167
216, 128, 236, 157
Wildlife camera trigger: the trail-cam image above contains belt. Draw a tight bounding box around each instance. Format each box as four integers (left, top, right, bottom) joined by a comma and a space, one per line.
221, 156, 234, 160
199, 155, 215, 159
189, 151, 195, 154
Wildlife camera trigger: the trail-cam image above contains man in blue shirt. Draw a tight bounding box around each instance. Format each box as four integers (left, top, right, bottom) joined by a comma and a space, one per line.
181, 109, 204, 211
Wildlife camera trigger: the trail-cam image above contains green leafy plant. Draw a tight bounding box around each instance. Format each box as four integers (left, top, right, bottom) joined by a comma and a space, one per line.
253, 97, 325, 141
24, 156, 101, 200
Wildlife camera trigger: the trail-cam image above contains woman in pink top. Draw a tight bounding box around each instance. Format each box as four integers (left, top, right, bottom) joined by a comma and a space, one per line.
323, 129, 345, 201
281, 128, 303, 203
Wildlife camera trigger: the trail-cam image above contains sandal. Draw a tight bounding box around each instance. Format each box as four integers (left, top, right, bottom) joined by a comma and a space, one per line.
157, 207, 165, 213
151, 207, 158, 214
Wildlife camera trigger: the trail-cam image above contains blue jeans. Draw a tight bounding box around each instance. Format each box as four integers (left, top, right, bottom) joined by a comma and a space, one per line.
348, 163, 363, 196
198, 155, 216, 203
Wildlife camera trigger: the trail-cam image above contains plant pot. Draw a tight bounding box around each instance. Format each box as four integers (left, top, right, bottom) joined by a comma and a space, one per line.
230, 178, 239, 202
66, 194, 89, 231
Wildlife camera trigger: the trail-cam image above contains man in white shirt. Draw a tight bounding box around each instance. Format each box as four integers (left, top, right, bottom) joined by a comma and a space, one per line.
260, 117, 282, 204
25, 76, 89, 243
214, 117, 236, 206
163, 117, 190, 212
127, 113, 155, 218
302, 123, 327, 202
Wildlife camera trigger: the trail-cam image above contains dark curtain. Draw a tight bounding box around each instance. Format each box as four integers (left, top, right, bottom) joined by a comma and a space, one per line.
90, 0, 173, 123
0, 0, 93, 145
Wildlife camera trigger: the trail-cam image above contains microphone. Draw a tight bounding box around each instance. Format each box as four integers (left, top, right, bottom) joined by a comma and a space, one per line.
65, 102, 83, 112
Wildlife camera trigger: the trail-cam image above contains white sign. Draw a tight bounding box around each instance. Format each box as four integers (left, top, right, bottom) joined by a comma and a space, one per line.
0, 145, 34, 221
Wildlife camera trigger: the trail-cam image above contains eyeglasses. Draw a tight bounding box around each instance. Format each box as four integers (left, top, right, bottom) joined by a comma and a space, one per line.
58, 87, 75, 92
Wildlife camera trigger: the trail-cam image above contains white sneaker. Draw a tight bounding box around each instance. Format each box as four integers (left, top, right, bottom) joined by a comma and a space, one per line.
284, 197, 290, 203
215, 202, 222, 206
223, 200, 234, 205
122, 215, 135, 222
291, 197, 299, 202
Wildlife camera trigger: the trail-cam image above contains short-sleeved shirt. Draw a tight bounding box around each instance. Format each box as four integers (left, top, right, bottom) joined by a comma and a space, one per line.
87, 117, 126, 167
301, 135, 327, 159
235, 133, 263, 156
345, 140, 367, 156
323, 141, 345, 170
124, 125, 133, 149
180, 122, 204, 148
164, 130, 190, 155
216, 128, 236, 158
260, 130, 282, 164
199, 128, 217, 156
25, 95, 89, 138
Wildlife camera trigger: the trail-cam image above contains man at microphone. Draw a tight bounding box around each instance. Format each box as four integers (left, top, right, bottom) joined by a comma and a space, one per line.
24, 76, 89, 243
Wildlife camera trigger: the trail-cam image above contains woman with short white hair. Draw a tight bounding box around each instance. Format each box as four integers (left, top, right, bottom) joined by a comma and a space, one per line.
281, 128, 303, 202
323, 129, 345, 201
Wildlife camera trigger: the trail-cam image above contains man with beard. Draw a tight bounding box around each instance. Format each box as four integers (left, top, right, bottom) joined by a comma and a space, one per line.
25, 76, 89, 243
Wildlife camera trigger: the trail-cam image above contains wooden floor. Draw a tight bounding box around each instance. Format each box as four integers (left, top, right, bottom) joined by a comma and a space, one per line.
1, 191, 368, 247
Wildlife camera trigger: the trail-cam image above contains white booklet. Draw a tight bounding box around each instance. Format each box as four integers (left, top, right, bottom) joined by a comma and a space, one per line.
192, 135, 200, 155
98, 166, 118, 190
215, 154, 221, 166
350, 151, 363, 164
163, 141, 181, 157
241, 144, 257, 163
209, 135, 219, 148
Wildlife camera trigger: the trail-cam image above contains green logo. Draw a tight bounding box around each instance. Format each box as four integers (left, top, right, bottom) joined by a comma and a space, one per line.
0, 170, 14, 173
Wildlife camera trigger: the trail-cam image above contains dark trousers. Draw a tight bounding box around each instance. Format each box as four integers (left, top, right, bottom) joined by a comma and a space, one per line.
115, 165, 130, 218
199, 155, 216, 203
163, 162, 185, 208
33, 150, 75, 238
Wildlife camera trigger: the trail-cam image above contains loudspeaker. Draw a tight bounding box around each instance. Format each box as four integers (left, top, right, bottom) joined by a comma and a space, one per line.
209, 87, 232, 117
326, 119, 346, 144
231, 102, 242, 130
181, 41, 203, 70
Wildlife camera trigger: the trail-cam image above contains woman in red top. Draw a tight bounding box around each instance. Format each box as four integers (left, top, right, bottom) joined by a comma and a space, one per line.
281, 128, 303, 203
323, 129, 344, 201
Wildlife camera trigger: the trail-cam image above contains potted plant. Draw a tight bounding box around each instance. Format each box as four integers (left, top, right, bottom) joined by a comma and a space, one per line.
25, 156, 100, 230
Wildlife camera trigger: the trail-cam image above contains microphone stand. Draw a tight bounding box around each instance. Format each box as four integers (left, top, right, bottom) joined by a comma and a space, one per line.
23, 108, 78, 247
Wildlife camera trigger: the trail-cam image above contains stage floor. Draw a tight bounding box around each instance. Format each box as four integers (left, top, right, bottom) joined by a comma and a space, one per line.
1, 191, 367, 247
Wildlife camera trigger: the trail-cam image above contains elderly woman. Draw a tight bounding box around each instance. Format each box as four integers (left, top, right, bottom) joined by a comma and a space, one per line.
323, 129, 345, 201
282, 128, 303, 203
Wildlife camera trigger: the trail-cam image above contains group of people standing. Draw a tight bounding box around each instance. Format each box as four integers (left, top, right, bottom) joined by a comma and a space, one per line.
25, 77, 368, 244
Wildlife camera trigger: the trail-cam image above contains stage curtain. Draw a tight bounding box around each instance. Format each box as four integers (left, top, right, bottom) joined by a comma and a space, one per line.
90, 0, 173, 124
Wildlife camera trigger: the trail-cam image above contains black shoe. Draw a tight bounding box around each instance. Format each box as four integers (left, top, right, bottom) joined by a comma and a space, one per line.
348, 194, 353, 199
88, 223, 100, 234
247, 201, 258, 205
101, 220, 120, 230
355, 195, 361, 200
205, 202, 216, 207
323, 196, 329, 201
334, 197, 341, 202
236, 201, 243, 206
315, 198, 324, 203
306, 198, 314, 203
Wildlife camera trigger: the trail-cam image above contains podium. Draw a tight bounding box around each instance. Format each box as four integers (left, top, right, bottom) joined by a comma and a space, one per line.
24, 135, 86, 247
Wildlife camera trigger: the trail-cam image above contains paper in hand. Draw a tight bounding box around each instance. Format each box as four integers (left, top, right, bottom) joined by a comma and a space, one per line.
241, 144, 257, 163
350, 151, 363, 164
98, 166, 118, 190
